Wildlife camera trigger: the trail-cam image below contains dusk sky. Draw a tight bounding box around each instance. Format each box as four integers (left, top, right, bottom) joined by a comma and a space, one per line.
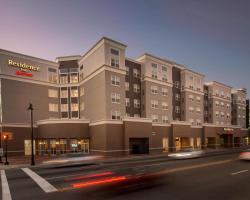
0, 0, 249, 97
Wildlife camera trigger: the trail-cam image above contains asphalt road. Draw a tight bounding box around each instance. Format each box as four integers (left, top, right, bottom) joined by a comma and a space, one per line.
1, 152, 250, 200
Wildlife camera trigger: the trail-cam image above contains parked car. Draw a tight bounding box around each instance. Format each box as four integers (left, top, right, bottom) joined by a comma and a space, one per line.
239, 149, 250, 160
168, 149, 205, 159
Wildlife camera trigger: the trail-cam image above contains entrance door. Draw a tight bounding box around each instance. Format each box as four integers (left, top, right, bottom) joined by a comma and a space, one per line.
162, 137, 168, 152
197, 137, 201, 149
78, 139, 89, 153
220, 134, 233, 148
129, 138, 149, 154
175, 137, 181, 151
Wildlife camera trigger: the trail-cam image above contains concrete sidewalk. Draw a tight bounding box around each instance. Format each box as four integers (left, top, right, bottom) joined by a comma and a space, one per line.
0, 147, 247, 170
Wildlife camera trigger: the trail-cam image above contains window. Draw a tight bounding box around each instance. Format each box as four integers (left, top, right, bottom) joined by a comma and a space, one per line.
221, 91, 224, 98
111, 48, 120, 68
189, 107, 194, 113
111, 111, 121, 120
61, 104, 68, 112
151, 100, 158, 109
189, 94, 194, 101
49, 103, 58, 112
48, 89, 58, 98
125, 67, 129, 75
125, 98, 130, 107
125, 82, 129, 91
111, 93, 120, 104
190, 119, 194, 125
60, 75, 68, 84
162, 102, 168, 110
197, 78, 201, 91
215, 101, 219, 107
196, 96, 201, 102
151, 85, 158, 94
215, 90, 219, 96
196, 107, 201, 113
60, 88, 68, 98
70, 88, 78, 97
80, 87, 84, 96
189, 76, 194, 89
226, 104, 230, 109
162, 116, 169, 123
111, 58, 119, 68
70, 73, 78, 83
111, 75, 120, 86
162, 66, 168, 81
60, 68, 68, 74
220, 112, 224, 118
133, 84, 140, 93
111, 48, 119, 56
48, 68, 58, 83
133, 69, 140, 78
175, 93, 180, 101
71, 103, 79, 112
152, 115, 158, 122
151, 63, 158, 79
227, 113, 230, 119
162, 88, 168, 96
204, 111, 208, 116
134, 99, 140, 108
174, 81, 180, 88
215, 111, 219, 117
80, 102, 84, 111
175, 106, 180, 113
196, 119, 201, 126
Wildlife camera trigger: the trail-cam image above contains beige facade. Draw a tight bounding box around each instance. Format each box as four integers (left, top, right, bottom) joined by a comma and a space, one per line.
0, 37, 249, 156
205, 81, 232, 126
181, 69, 204, 125
232, 88, 247, 128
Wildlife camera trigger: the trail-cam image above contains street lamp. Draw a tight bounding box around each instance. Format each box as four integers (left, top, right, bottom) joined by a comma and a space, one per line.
27, 103, 35, 166
3, 135, 9, 165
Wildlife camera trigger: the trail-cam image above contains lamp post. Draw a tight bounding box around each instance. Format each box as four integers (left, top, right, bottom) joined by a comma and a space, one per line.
27, 103, 35, 166
3, 135, 9, 165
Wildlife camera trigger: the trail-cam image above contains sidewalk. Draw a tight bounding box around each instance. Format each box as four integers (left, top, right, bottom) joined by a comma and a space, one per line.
0, 147, 247, 170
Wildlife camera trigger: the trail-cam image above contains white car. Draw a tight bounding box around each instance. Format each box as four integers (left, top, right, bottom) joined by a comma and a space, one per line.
239, 149, 250, 160
168, 149, 205, 159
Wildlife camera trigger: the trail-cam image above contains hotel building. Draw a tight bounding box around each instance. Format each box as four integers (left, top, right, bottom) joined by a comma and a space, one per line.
0, 37, 249, 156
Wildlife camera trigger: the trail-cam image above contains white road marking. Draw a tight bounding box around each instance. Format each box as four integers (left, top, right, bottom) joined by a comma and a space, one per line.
22, 168, 57, 193
231, 169, 248, 176
1, 170, 12, 200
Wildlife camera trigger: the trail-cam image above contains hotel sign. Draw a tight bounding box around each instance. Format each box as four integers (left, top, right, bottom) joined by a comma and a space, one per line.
7, 59, 40, 77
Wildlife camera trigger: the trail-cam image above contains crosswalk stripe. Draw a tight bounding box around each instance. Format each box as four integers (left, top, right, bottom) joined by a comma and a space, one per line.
1, 170, 12, 200
22, 168, 58, 193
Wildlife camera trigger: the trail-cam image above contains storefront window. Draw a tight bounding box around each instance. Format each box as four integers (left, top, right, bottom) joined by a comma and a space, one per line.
38, 140, 48, 155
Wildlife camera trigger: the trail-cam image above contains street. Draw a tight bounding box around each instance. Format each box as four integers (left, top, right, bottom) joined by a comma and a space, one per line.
1, 152, 250, 200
